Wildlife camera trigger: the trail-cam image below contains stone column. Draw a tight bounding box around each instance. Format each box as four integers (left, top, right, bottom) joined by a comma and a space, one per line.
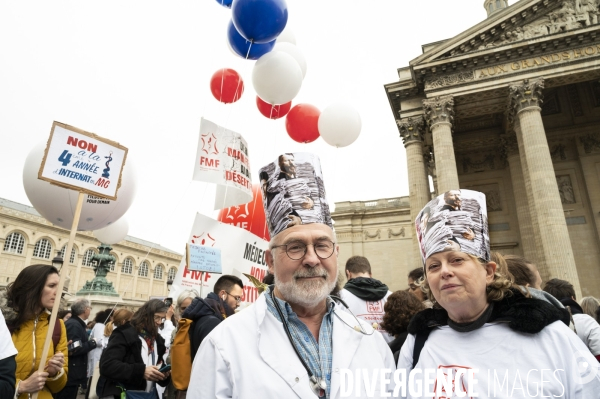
398, 116, 430, 264
501, 133, 538, 263
507, 78, 581, 296
423, 96, 460, 193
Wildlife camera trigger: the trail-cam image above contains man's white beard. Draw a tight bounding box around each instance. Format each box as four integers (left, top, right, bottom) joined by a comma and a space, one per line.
275, 266, 336, 308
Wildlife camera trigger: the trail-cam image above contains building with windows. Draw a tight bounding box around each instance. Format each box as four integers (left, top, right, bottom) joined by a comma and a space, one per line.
0, 197, 182, 310
381, 0, 600, 297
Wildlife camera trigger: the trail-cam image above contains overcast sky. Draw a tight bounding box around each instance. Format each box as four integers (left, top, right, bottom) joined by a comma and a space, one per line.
0, 1, 516, 253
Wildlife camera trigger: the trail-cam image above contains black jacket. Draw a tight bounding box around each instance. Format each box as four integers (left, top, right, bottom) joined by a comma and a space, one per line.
0, 355, 15, 398
182, 293, 234, 360
64, 316, 97, 385
98, 322, 168, 396
343, 277, 389, 301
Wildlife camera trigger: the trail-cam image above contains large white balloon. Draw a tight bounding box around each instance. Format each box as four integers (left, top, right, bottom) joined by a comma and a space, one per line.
252, 51, 303, 105
318, 102, 362, 148
273, 42, 307, 79
93, 216, 129, 244
276, 25, 296, 45
23, 142, 137, 231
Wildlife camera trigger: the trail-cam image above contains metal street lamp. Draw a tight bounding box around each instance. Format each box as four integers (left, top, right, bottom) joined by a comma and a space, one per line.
52, 256, 64, 270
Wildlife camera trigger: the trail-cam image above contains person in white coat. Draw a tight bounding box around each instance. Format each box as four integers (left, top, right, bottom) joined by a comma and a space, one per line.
188, 153, 395, 399
339, 256, 393, 343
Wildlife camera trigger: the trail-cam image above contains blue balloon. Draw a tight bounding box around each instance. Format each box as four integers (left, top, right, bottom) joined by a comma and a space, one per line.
215, 0, 233, 8
231, 0, 288, 44
227, 20, 275, 60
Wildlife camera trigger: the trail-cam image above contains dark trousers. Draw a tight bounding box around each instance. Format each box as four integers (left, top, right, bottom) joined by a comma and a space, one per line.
53, 384, 79, 399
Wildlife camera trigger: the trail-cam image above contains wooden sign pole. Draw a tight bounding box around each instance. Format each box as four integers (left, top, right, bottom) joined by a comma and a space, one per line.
32, 192, 85, 399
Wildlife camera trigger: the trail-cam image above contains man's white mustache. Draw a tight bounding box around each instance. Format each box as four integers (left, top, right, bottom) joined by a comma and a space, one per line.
294, 268, 327, 279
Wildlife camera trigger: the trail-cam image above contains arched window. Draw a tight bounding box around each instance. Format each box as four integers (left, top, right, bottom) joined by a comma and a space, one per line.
167, 267, 177, 281
59, 245, 77, 264
33, 239, 52, 259
3, 232, 25, 254
496, 0, 501, 9
82, 249, 97, 267
138, 261, 149, 277
122, 258, 133, 274
154, 265, 164, 280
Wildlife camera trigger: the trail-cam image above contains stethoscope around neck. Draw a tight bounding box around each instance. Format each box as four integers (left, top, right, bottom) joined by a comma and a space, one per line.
269, 289, 373, 397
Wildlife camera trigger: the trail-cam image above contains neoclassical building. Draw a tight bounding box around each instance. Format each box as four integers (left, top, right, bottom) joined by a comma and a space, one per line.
0, 197, 182, 310
382, 0, 600, 297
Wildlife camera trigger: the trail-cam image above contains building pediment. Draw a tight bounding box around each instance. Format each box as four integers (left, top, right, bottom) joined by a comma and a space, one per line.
413, 0, 600, 66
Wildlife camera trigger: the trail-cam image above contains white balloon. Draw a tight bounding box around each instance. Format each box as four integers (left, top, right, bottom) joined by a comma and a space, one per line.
252, 51, 303, 105
93, 216, 129, 244
273, 42, 307, 79
276, 25, 296, 45
23, 142, 138, 231
318, 102, 362, 148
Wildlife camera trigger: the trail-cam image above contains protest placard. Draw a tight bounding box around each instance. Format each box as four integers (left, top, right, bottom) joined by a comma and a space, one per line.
192, 118, 253, 210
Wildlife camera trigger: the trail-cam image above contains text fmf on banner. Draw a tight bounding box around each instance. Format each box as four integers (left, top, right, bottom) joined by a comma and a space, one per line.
38, 122, 128, 200
193, 118, 253, 210
169, 213, 268, 306
186, 243, 223, 273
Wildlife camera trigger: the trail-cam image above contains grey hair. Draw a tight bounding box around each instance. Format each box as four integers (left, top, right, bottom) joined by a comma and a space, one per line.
176, 289, 200, 317
71, 299, 90, 316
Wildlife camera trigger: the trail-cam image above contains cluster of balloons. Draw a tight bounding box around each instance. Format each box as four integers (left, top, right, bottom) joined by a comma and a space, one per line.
212, 0, 362, 148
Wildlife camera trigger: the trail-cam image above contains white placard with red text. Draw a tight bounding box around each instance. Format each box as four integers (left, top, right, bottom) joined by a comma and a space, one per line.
39, 122, 128, 200
193, 118, 253, 210
169, 212, 269, 306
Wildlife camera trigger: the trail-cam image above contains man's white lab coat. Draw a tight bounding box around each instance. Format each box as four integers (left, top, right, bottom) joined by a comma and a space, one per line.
188, 293, 396, 398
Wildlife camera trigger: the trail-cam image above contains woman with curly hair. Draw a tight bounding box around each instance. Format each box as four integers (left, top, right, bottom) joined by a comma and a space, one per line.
398, 189, 600, 397
380, 291, 424, 361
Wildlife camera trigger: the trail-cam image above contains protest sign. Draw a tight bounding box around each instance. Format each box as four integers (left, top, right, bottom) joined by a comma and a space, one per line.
217, 184, 270, 241
193, 118, 253, 210
39, 121, 128, 200
32, 122, 127, 399
169, 213, 269, 306
186, 243, 223, 273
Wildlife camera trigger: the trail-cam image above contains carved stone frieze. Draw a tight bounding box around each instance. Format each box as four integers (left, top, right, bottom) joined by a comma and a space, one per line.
422, 95, 455, 128
397, 116, 425, 146
363, 229, 381, 240
449, 0, 599, 57
580, 133, 600, 153
461, 153, 497, 174
541, 91, 561, 116
550, 143, 568, 161
424, 71, 475, 90
507, 78, 545, 123
468, 183, 503, 212
388, 227, 406, 238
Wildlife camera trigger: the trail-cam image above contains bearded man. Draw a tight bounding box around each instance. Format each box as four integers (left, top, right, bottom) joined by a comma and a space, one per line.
188, 153, 395, 399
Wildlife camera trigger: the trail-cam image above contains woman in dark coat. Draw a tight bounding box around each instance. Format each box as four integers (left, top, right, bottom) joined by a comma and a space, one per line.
98, 299, 171, 398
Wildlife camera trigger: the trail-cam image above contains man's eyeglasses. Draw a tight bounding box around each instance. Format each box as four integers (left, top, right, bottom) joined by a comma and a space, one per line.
225, 292, 242, 303
271, 240, 336, 261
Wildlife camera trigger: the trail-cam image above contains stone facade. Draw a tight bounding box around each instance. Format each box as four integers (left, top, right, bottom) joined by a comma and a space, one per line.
384, 0, 600, 298
0, 198, 182, 310
332, 198, 412, 291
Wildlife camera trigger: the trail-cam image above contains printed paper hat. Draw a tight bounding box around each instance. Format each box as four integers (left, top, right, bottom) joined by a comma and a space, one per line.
415, 189, 490, 265
258, 152, 332, 237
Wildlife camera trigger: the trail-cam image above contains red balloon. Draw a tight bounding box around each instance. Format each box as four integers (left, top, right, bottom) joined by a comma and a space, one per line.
210, 68, 244, 103
285, 104, 321, 143
217, 184, 270, 241
256, 96, 291, 119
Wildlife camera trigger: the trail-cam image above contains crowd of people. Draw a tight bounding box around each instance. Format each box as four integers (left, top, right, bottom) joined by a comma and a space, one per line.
2, 173, 600, 398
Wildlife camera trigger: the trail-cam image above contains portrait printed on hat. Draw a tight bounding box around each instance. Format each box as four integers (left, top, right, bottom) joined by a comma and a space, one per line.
415, 189, 490, 265
259, 152, 332, 237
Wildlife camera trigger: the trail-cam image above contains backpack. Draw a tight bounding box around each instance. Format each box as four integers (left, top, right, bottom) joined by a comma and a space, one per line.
170, 318, 195, 391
